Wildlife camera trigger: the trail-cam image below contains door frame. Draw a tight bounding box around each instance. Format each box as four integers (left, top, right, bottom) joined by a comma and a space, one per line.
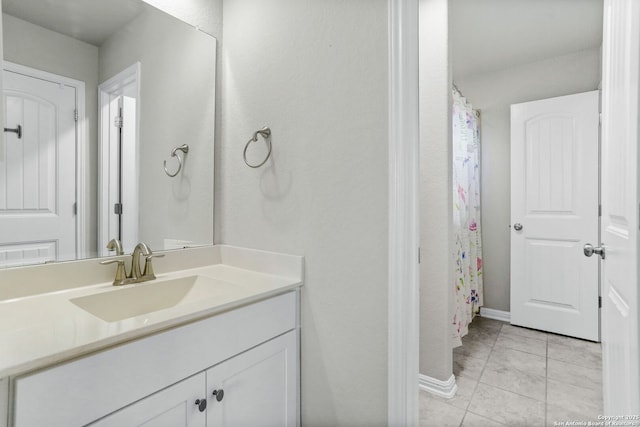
396, 0, 640, 420
97, 62, 141, 256
388, 0, 420, 425
2, 61, 87, 259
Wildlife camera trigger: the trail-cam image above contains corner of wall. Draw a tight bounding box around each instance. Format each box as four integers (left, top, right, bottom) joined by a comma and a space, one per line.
418, 0, 454, 382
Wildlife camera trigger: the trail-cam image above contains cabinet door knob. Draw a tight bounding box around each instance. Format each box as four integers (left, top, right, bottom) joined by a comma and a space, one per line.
212, 389, 224, 402
195, 398, 207, 412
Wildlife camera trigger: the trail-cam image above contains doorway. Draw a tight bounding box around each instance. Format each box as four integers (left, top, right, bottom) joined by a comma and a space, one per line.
98, 63, 140, 256
418, 0, 606, 424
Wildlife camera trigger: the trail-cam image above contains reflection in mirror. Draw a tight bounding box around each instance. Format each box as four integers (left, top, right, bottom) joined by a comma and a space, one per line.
0, 0, 216, 267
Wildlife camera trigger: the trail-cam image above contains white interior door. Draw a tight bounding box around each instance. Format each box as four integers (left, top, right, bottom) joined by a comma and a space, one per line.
599, 0, 640, 414
120, 95, 139, 252
0, 69, 77, 267
510, 91, 600, 341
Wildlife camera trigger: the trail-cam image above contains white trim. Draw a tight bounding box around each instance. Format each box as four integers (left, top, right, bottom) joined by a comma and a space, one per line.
418, 374, 458, 399
388, 0, 420, 426
76, 76, 87, 259
2, 61, 87, 259
480, 307, 511, 323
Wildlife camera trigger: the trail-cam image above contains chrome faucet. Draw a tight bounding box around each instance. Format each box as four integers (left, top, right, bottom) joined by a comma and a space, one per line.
101, 242, 164, 286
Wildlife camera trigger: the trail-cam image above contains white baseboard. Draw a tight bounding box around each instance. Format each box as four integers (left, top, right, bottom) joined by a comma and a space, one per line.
418, 374, 457, 399
480, 307, 511, 323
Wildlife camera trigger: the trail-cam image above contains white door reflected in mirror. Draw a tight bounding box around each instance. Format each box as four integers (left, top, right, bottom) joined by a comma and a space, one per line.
0, 65, 78, 267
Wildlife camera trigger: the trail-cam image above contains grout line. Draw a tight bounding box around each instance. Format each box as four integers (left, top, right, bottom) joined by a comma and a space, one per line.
465, 408, 508, 426
545, 330, 549, 426
458, 321, 504, 426
476, 378, 546, 403
499, 325, 549, 343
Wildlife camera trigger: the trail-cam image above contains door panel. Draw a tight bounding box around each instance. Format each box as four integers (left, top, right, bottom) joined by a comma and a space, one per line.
600, 0, 640, 414
511, 91, 599, 341
526, 238, 581, 308
121, 95, 139, 251
206, 332, 298, 427
0, 68, 76, 266
89, 373, 206, 427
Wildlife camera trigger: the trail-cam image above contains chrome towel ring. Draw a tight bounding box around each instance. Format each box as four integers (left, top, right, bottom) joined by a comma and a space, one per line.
243, 127, 272, 168
164, 144, 189, 177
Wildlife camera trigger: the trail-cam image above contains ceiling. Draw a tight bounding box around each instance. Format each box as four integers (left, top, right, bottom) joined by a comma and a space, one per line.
451, 0, 604, 79
3, 0, 603, 75
2, 0, 146, 46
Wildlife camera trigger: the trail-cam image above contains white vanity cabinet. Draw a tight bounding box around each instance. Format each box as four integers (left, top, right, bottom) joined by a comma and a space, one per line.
90, 331, 298, 427
10, 291, 300, 427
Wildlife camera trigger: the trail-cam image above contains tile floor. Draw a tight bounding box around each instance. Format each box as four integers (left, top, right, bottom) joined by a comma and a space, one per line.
420, 316, 603, 426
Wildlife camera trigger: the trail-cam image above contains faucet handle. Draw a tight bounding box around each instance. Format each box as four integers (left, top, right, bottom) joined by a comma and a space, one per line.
106, 239, 124, 256
100, 259, 128, 285
142, 253, 165, 280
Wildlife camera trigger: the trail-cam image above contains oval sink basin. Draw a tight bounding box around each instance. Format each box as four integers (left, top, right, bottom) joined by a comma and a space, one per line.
70, 276, 238, 322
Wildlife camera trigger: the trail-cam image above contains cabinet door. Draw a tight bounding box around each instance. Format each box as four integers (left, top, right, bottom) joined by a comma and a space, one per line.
89, 373, 207, 427
206, 331, 299, 427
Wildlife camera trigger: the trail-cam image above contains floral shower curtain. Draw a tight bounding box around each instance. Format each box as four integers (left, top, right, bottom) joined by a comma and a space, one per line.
452, 88, 484, 347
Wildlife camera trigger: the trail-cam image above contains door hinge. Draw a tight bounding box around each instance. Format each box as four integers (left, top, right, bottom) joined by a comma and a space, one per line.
114, 203, 123, 215
73, 202, 77, 215
598, 204, 602, 217
598, 296, 602, 308
74, 109, 78, 122
114, 116, 123, 129
418, 247, 421, 264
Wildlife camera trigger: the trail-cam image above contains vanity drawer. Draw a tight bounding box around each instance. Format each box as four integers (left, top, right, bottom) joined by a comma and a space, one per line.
12, 291, 297, 427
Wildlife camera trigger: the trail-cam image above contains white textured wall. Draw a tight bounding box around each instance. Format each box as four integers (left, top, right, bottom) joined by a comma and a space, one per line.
142, 0, 222, 248
2, 13, 100, 255
99, 7, 216, 250
419, 0, 454, 381
218, 0, 389, 424
455, 48, 601, 312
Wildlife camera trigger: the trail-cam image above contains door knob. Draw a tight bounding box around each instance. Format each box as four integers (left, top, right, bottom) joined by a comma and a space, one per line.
195, 398, 207, 412
513, 223, 523, 231
212, 389, 224, 402
584, 243, 605, 259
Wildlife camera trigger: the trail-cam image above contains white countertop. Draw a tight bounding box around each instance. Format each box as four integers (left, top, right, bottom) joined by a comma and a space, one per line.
0, 246, 303, 378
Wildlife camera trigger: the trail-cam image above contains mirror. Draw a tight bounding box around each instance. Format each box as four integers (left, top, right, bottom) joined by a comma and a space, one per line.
0, 0, 216, 267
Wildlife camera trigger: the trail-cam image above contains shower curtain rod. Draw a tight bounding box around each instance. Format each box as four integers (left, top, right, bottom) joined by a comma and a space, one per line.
452, 83, 464, 97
